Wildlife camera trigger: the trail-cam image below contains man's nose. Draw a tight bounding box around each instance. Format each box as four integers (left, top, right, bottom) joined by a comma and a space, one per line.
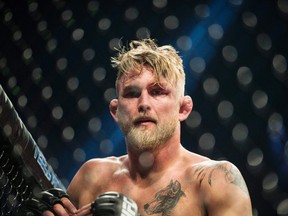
138, 92, 151, 113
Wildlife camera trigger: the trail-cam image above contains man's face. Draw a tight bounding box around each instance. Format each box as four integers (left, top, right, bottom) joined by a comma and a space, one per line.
115, 66, 182, 151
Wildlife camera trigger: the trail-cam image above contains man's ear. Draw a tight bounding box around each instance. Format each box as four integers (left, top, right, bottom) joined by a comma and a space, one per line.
179, 95, 193, 122
109, 99, 119, 122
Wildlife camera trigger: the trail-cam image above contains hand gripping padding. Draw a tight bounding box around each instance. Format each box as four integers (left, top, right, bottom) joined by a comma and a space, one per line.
17, 188, 69, 215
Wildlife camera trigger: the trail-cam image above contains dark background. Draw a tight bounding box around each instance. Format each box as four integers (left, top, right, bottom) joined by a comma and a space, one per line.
0, 0, 288, 215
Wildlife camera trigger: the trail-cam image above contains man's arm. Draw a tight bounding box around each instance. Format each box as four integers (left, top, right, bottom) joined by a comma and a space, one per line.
195, 160, 252, 216
19, 188, 77, 216
67, 158, 109, 208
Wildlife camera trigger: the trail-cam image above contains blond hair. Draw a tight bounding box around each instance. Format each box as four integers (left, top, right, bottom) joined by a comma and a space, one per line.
111, 38, 185, 94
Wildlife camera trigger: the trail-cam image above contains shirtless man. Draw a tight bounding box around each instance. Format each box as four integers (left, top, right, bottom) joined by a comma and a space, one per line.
41, 38, 252, 216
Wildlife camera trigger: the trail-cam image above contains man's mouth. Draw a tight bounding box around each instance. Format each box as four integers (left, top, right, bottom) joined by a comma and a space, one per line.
134, 117, 156, 125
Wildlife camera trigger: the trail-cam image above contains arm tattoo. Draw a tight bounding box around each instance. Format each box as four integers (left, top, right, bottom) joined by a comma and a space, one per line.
195, 162, 249, 194
144, 180, 185, 216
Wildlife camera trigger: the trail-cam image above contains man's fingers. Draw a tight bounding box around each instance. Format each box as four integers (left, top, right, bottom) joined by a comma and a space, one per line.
76, 203, 93, 216
52, 203, 69, 216
42, 200, 77, 216
61, 197, 78, 213
43, 210, 55, 216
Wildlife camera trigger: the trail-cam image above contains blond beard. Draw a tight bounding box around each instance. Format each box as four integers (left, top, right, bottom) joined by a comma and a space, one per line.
118, 113, 178, 151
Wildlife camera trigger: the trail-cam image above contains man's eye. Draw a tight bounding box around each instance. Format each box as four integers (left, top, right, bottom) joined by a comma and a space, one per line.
151, 90, 164, 95
124, 91, 139, 98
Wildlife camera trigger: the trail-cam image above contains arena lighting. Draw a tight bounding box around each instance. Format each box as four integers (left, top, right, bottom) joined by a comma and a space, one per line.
0, 0, 288, 215
180, 0, 241, 93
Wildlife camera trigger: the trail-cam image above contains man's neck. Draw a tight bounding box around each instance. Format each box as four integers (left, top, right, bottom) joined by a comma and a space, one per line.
126, 139, 183, 181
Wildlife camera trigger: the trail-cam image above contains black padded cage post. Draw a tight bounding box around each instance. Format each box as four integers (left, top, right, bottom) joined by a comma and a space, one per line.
0, 85, 65, 215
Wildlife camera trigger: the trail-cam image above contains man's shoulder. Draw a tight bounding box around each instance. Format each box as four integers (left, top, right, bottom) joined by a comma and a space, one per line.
186, 158, 251, 213
191, 158, 249, 196
80, 155, 128, 171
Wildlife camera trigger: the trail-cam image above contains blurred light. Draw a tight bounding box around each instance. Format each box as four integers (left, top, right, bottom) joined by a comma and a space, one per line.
73, 148, 86, 162
252, 90, 268, 110
27, 115, 37, 128
136, 27, 151, 39
93, 67, 106, 83
62, 126, 75, 141
278, 0, 288, 15
13, 30, 22, 41
125, 7, 139, 21
31, 67, 43, 83
198, 132, 215, 152
61, 10, 73, 22
104, 88, 117, 103
189, 57, 206, 74
217, 100, 234, 120
194, 4, 210, 18
139, 151, 154, 168
277, 199, 288, 215
77, 97, 90, 112
247, 148, 263, 167
17, 95, 27, 108
272, 54, 287, 78
3, 124, 12, 137
98, 18, 111, 31
0, 57, 7, 69
56, 57, 68, 71
257, 33, 272, 52
208, 24, 224, 41
4, 11, 13, 23
37, 135, 48, 149
109, 38, 121, 51
53, 0, 66, 10
153, 0, 167, 9
237, 66, 253, 88
242, 11, 257, 29
222, 45, 238, 63
37, 21, 47, 32
42, 86, 53, 100
88, 117, 102, 133
46, 38, 58, 53
229, 0, 243, 6
164, 15, 179, 30
82, 48, 95, 61
176, 36, 192, 51
268, 112, 283, 133
185, 110, 202, 129
262, 172, 278, 193
232, 123, 249, 143
87, 1, 99, 16
52, 106, 64, 120
203, 77, 219, 96
100, 139, 114, 155
8, 77, 17, 89
72, 28, 84, 41
23, 48, 33, 61
67, 77, 79, 91
28, 2, 38, 13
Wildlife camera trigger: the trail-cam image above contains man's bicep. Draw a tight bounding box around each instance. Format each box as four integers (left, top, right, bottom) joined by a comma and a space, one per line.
201, 161, 252, 215
67, 164, 88, 207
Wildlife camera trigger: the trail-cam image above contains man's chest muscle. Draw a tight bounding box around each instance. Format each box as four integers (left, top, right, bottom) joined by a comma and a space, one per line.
111, 178, 206, 216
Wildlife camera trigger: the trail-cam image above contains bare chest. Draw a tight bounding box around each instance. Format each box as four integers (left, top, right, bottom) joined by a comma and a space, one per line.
93, 174, 206, 216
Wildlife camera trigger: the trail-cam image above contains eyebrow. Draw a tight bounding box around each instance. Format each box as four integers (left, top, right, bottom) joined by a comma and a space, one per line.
122, 85, 140, 94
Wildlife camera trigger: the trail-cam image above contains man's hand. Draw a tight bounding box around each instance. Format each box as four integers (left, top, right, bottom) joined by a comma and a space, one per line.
42, 196, 77, 216
75, 192, 139, 216
19, 188, 77, 216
